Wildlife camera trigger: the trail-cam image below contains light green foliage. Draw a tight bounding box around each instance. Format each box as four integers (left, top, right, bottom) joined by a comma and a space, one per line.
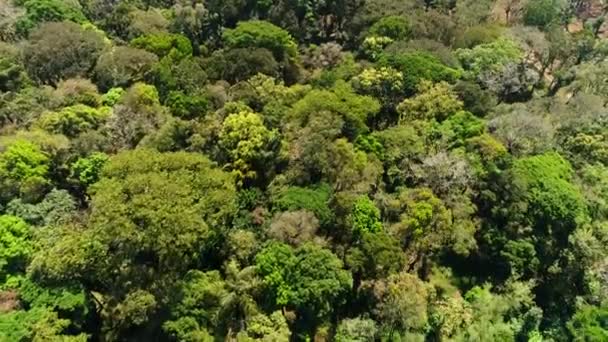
335, 317, 378, 342
219, 110, 278, 182
291, 81, 380, 138
101, 87, 125, 106
351, 195, 383, 237
36, 104, 110, 137
0, 140, 50, 202
567, 304, 608, 341
15, 0, 87, 36
0, 306, 88, 342
352, 66, 404, 105
223, 20, 297, 60
456, 37, 523, 77
369, 16, 411, 40
361, 36, 394, 60
564, 61, 608, 103
23, 22, 106, 85
398, 80, 464, 122
70, 152, 109, 187
130, 32, 193, 59
238, 311, 291, 341
0, 215, 31, 281
379, 52, 461, 94
455, 283, 541, 342
438, 111, 485, 148
509, 152, 586, 231
255, 242, 352, 318
29, 149, 236, 334
94, 46, 159, 91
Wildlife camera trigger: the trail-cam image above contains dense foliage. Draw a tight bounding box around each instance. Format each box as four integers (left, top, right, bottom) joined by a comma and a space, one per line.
1, 0, 608, 341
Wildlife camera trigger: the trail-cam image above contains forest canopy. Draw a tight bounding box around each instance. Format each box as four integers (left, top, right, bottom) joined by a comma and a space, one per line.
1, 0, 608, 341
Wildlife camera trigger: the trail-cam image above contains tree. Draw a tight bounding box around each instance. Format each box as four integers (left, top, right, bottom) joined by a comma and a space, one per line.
567, 304, 608, 341
290, 80, 380, 139
29, 149, 237, 338
0, 42, 30, 92
0, 140, 50, 203
53, 77, 102, 107
223, 20, 297, 61
15, 0, 87, 36
105, 83, 168, 150
219, 110, 279, 183
205, 48, 279, 84
130, 32, 193, 59
397, 80, 464, 122
271, 184, 333, 227
456, 37, 523, 78
6, 189, 76, 227
351, 195, 383, 238
23, 22, 106, 85
379, 52, 461, 95
368, 16, 411, 40
0, 215, 31, 282
268, 210, 321, 247
36, 104, 110, 138
523, 0, 566, 28
255, 242, 352, 322
94, 46, 159, 91
374, 272, 430, 337
335, 317, 378, 342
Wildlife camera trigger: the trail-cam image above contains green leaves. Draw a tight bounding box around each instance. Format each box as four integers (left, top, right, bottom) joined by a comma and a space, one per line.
256, 243, 352, 318
0, 215, 31, 281
223, 20, 297, 60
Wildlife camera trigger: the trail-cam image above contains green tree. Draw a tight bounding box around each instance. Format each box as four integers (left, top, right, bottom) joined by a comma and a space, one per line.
0, 140, 50, 203
351, 195, 383, 238
397, 80, 464, 122
94, 46, 159, 91
0, 215, 31, 282
219, 110, 279, 183
369, 16, 411, 40
523, 0, 565, 28
223, 20, 297, 61
379, 52, 461, 95
15, 0, 87, 36
255, 243, 352, 321
29, 149, 237, 338
23, 22, 106, 85
36, 104, 110, 137
567, 304, 608, 341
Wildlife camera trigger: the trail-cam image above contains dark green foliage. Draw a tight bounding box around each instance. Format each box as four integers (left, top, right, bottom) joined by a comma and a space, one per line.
272, 184, 333, 226
23, 22, 106, 85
